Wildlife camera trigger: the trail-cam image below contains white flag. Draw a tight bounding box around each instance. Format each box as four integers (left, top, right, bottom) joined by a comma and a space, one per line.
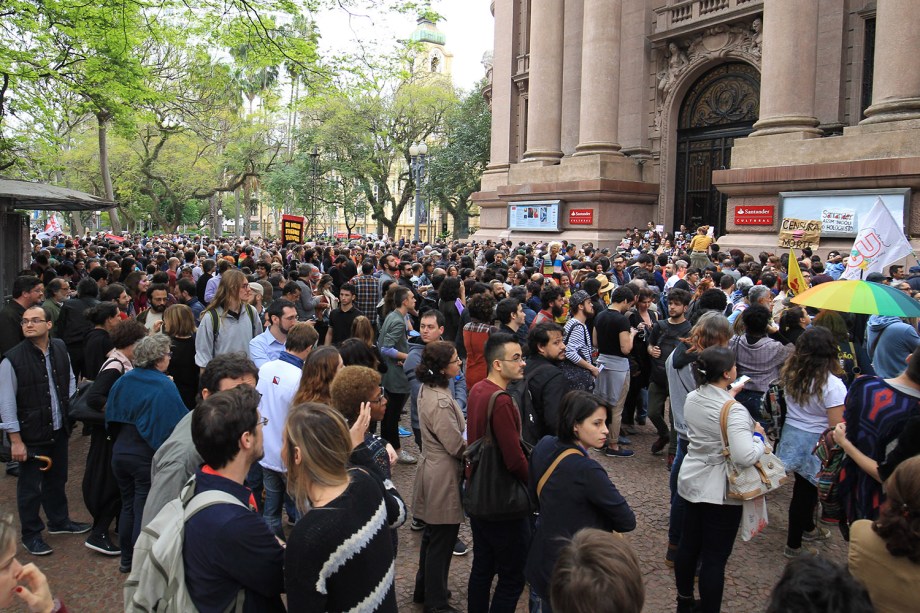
841, 198, 912, 279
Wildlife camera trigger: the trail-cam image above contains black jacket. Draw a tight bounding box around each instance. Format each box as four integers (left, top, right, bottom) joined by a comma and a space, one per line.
524, 354, 568, 438
57, 296, 98, 347
0, 300, 25, 358
5, 338, 72, 444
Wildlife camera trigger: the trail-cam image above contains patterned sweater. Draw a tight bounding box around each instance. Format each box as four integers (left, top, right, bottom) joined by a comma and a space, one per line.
284, 468, 407, 612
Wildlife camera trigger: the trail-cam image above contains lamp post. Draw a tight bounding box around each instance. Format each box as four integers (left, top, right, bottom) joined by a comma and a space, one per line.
309, 146, 320, 239
409, 142, 428, 243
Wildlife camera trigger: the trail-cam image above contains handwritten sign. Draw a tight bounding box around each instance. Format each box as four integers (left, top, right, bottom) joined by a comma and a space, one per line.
281, 214, 305, 244
778, 218, 821, 250
821, 209, 856, 235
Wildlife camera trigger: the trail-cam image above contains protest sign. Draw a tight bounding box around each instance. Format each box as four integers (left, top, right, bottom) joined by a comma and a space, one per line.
778, 218, 821, 250
281, 215, 305, 244
821, 209, 856, 235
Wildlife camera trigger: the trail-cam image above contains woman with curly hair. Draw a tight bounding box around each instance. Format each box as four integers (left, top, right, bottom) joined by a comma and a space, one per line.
776, 327, 845, 558
848, 456, 920, 612
292, 346, 343, 406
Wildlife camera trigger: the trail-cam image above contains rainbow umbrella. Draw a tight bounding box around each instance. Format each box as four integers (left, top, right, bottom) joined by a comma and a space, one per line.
791, 280, 920, 317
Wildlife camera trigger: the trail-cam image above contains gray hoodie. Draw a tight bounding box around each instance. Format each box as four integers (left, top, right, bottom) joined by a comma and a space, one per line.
866, 315, 920, 379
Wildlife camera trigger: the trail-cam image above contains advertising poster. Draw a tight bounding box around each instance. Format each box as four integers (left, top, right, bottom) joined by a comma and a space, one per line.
508, 201, 560, 232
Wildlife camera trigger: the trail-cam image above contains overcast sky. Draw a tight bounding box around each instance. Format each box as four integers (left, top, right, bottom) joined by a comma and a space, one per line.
314, 0, 495, 92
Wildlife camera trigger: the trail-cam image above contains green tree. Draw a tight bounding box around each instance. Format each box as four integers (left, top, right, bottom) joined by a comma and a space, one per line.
426, 83, 491, 238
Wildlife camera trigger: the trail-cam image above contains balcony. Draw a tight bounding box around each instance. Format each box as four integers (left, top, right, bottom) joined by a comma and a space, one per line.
653, 0, 762, 36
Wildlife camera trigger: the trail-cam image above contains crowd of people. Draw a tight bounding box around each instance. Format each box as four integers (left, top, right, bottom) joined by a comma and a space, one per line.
0, 227, 919, 612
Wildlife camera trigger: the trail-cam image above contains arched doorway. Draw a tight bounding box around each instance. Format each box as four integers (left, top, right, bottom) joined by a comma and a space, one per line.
674, 62, 759, 235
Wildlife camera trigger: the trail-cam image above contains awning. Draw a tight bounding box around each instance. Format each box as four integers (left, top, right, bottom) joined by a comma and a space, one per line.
0, 178, 117, 211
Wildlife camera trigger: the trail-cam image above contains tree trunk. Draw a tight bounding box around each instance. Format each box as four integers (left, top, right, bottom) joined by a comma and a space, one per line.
453, 207, 470, 238
97, 112, 122, 233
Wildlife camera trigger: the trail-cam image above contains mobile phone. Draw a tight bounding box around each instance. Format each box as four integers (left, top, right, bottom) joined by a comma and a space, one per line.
729, 375, 751, 390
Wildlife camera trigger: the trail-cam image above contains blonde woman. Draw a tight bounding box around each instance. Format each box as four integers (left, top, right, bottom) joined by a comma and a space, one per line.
283, 403, 406, 612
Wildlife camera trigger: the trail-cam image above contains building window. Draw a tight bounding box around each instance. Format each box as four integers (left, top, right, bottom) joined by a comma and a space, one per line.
430, 55, 440, 73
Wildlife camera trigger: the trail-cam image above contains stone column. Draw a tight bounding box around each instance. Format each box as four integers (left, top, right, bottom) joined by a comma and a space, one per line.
750, 0, 821, 136
523, 0, 565, 163
486, 0, 514, 171
862, 0, 920, 124
574, 0, 623, 156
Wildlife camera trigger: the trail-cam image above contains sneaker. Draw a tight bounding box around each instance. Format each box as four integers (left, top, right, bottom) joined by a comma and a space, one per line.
22, 537, 52, 556
649, 436, 667, 454
783, 545, 817, 559
397, 450, 418, 464
85, 532, 121, 556
119, 563, 132, 574
452, 538, 469, 556
410, 518, 427, 531
802, 527, 831, 541
5, 461, 19, 477
47, 520, 92, 535
398, 426, 412, 438
621, 425, 638, 435
637, 416, 648, 426
617, 435, 632, 446
603, 446, 635, 458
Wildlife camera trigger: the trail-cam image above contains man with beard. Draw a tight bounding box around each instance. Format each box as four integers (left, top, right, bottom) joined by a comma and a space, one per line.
136, 283, 169, 332
530, 285, 566, 329
325, 283, 363, 346
523, 322, 568, 439
183, 385, 286, 612
249, 299, 299, 368
379, 253, 400, 288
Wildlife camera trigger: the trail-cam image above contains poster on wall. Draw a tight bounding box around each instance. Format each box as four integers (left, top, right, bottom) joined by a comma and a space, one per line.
780, 189, 908, 238
508, 201, 560, 232
282, 214, 305, 244
778, 218, 822, 249
821, 209, 856, 234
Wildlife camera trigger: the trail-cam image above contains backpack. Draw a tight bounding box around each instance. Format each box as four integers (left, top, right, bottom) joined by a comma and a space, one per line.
648, 320, 691, 387
207, 304, 258, 357
124, 476, 247, 613
507, 365, 552, 446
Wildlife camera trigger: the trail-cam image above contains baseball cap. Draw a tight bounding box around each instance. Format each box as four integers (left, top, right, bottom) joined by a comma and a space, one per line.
569, 290, 591, 309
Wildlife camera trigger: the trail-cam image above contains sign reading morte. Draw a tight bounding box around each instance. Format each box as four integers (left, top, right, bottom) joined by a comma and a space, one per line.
778, 218, 822, 249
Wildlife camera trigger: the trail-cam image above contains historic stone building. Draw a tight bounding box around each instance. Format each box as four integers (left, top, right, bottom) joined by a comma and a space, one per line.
473, 0, 920, 253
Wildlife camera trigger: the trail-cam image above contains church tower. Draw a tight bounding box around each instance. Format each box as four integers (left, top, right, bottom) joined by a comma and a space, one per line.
409, 15, 454, 82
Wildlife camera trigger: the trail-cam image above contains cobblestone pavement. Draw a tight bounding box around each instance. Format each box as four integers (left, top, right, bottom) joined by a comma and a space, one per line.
0, 421, 846, 613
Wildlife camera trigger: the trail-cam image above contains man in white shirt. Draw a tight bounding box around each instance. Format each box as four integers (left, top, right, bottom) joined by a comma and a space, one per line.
256, 323, 317, 537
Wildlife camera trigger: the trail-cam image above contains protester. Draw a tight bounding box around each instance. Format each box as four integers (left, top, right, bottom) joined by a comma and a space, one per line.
561, 291, 598, 391
675, 346, 766, 613
523, 322, 568, 441
195, 269, 263, 368
282, 403, 406, 611
764, 555, 874, 613
594, 286, 637, 457
82, 302, 119, 378
729, 305, 793, 421
525, 390, 636, 611
291, 345, 342, 406
378, 285, 416, 464
163, 304, 199, 410
106, 334, 187, 572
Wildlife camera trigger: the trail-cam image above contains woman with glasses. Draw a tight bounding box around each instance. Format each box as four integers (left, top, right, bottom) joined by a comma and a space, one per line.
105, 333, 188, 573
410, 341, 467, 613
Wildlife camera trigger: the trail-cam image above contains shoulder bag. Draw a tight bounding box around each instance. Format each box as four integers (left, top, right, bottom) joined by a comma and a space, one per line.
559, 323, 595, 392
536, 448, 581, 499
719, 399, 788, 500
462, 390, 535, 520
69, 358, 124, 425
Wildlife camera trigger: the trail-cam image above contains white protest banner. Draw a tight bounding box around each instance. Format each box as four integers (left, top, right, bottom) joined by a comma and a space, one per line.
821, 209, 856, 235
841, 197, 913, 279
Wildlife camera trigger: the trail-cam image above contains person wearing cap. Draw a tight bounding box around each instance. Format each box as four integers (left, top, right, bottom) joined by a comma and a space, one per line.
907, 265, 920, 292
561, 291, 598, 391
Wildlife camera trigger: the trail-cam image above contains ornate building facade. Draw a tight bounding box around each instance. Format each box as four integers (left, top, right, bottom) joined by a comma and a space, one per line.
473, 0, 920, 252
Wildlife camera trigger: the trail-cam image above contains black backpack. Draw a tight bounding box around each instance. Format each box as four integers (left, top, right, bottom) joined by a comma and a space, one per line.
507, 365, 552, 447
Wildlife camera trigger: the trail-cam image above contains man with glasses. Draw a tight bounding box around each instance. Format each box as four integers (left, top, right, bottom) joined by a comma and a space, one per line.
256, 323, 317, 538
249, 299, 300, 368
184, 385, 286, 613
611, 256, 631, 287
466, 332, 530, 612
0, 305, 87, 556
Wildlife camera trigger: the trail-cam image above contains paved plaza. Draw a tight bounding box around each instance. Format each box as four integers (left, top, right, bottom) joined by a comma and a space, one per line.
0, 420, 847, 613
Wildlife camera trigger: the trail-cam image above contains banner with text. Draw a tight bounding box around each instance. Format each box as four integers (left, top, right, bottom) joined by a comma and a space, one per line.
821, 209, 856, 235
282, 214, 305, 244
778, 218, 822, 250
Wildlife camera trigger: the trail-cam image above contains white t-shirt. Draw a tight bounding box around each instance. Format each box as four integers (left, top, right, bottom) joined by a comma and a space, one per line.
784, 374, 847, 434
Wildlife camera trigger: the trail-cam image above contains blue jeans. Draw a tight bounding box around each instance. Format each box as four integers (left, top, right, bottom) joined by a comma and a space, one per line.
668, 437, 689, 547
261, 467, 300, 537
244, 462, 263, 512
468, 516, 530, 613
734, 389, 765, 422
529, 590, 551, 613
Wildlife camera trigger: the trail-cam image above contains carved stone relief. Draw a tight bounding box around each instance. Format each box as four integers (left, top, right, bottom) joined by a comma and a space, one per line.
654, 18, 762, 131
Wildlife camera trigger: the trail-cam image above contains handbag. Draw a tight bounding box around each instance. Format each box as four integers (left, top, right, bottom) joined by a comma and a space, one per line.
719, 399, 789, 500
559, 323, 595, 391
813, 428, 846, 522
462, 390, 535, 520
68, 358, 123, 425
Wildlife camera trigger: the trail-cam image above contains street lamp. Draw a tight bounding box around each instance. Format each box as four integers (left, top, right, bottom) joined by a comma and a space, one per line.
309, 146, 320, 239
409, 142, 428, 243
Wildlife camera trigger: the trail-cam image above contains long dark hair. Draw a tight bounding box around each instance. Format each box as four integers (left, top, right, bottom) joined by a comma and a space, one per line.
693, 346, 735, 386
780, 327, 843, 405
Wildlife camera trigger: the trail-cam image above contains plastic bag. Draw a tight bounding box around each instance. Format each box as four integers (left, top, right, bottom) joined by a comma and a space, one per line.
741, 495, 768, 541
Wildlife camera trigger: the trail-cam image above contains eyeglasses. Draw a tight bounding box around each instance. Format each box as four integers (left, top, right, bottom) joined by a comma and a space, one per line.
256, 416, 269, 427
498, 354, 525, 363
370, 386, 386, 403
20, 318, 47, 326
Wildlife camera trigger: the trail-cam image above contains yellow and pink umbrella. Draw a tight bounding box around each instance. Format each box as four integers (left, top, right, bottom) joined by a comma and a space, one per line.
791, 280, 920, 317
